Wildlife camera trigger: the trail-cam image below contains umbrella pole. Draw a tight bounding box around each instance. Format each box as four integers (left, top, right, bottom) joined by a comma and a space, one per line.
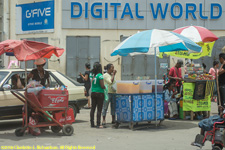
154, 47, 158, 126
25, 61, 28, 129
25, 61, 28, 86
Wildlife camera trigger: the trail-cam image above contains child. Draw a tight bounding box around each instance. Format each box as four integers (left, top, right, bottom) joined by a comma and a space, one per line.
164, 82, 178, 119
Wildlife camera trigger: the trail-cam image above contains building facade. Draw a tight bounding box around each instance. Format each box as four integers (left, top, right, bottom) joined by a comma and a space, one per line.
3, 0, 225, 80
0, 0, 4, 68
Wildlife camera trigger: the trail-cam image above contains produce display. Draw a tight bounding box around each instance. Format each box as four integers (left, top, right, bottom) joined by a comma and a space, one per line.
186, 64, 203, 74
196, 74, 213, 80
185, 64, 213, 81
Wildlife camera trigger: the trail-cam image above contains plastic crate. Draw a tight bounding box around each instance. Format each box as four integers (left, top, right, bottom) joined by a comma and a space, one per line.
139, 80, 152, 93
39, 89, 68, 107
53, 108, 75, 124
151, 80, 164, 93
116, 81, 140, 94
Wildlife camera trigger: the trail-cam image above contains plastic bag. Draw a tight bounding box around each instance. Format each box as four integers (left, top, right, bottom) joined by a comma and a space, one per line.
28, 117, 41, 136
26, 80, 42, 88
27, 86, 43, 95
44, 111, 52, 122
26, 80, 43, 95
111, 82, 117, 92
104, 84, 108, 102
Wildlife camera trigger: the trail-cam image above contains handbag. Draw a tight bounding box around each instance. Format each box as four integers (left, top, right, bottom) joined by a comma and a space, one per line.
111, 81, 117, 92
77, 74, 84, 83
104, 84, 109, 102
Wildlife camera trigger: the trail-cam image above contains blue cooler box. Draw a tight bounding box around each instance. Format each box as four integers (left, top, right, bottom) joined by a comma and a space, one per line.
115, 93, 164, 123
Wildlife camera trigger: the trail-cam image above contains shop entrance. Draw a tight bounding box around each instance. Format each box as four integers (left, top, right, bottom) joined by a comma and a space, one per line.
66, 36, 100, 80
20, 37, 49, 69
120, 37, 170, 80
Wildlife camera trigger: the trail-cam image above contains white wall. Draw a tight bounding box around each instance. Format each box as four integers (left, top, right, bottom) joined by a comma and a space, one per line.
7, 0, 224, 80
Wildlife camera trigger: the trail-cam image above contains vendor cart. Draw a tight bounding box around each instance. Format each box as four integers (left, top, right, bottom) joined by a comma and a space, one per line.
11, 89, 74, 136
182, 80, 214, 120
114, 93, 164, 130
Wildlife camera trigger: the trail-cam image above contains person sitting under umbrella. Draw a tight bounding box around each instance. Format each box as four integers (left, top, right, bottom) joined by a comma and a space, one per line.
11, 74, 24, 89
27, 58, 50, 87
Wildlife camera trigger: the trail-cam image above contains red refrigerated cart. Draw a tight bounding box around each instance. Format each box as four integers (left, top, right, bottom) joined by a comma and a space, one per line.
11, 89, 75, 136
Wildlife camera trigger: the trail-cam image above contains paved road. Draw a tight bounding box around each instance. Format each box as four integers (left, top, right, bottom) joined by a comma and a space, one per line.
0, 102, 219, 150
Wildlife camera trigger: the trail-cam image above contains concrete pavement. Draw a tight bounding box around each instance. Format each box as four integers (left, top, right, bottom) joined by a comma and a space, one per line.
0, 102, 219, 150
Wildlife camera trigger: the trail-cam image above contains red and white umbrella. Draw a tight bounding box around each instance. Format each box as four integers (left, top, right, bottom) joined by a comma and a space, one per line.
173, 26, 218, 43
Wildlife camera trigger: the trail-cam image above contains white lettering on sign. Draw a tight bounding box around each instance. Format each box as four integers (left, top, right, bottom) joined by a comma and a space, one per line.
26, 7, 51, 18
48, 96, 65, 103
59, 116, 72, 122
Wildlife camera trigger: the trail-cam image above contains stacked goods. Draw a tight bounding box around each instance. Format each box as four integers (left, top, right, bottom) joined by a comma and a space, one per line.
196, 74, 214, 80
116, 80, 163, 94
151, 80, 164, 93
139, 80, 152, 93
185, 63, 213, 81
186, 64, 203, 75
117, 81, 140, 94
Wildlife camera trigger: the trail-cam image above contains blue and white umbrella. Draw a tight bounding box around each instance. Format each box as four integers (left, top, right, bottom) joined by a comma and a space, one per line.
111, 29, 201, 124
111, 29, 201, 56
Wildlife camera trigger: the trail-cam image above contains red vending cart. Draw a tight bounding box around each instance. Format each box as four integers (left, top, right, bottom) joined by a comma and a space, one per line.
11, 89, 75, 136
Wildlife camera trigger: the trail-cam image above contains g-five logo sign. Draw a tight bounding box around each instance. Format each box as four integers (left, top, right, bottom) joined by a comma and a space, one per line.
25, 7, 51, 19
16, 0, 54, 34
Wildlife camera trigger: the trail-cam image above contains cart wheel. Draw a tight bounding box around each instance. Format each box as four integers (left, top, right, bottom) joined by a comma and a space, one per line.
62, 125, 74, 136
213, 146, 222, 150
15, 127, 25, 137
114, 122, 120, 129
51, 126, 62, 133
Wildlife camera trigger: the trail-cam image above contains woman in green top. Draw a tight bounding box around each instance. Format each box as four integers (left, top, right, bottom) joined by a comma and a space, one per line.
90, 62, 105, 128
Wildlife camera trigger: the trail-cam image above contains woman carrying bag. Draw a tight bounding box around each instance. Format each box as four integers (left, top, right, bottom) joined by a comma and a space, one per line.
80, 63, 91, 108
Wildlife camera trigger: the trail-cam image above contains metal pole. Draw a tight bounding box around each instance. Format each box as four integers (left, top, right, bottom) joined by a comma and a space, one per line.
25, 61, 27, 86
154, 47, 157, 126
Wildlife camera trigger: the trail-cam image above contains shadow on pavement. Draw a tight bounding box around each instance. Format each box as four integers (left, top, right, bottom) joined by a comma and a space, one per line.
0, 119, 22, 131
0, 119, 83, 140
0, 131, 67, 141
74, 120, 88, 124
111, 120, 199, 131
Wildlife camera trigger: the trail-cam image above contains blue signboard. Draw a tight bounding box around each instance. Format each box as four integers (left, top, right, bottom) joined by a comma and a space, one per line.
16, 0, 54, 32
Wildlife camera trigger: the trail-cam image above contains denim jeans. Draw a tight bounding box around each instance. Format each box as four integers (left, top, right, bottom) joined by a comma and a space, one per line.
102, 93, 116, 117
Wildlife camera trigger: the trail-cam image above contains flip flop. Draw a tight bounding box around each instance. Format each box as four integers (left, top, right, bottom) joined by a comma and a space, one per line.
96, 125, 106, 129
